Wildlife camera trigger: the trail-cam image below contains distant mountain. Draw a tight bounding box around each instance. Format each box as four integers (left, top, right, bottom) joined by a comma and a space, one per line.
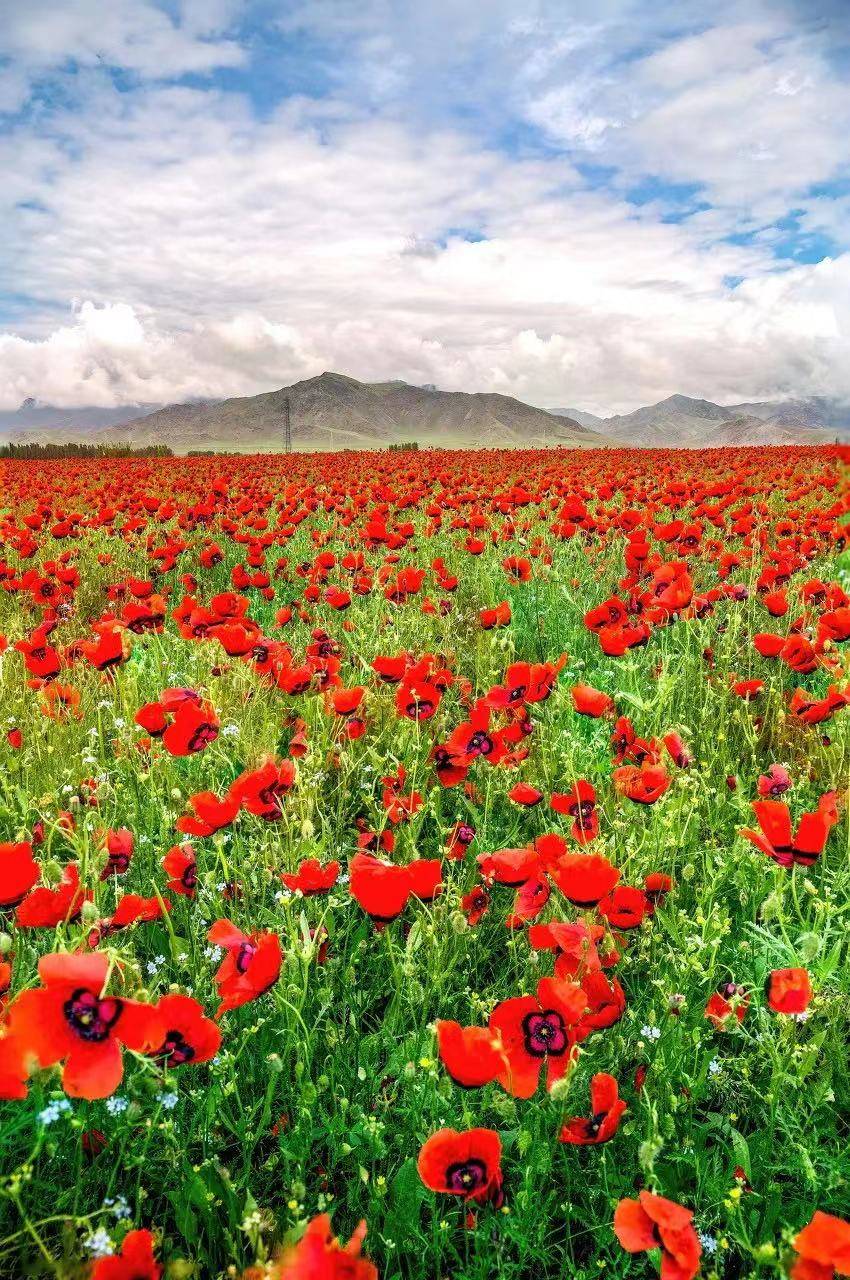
52, 372, 608, 452
0, 398, 163, 442
549, 407, 606, 431
550, 394, 846, 446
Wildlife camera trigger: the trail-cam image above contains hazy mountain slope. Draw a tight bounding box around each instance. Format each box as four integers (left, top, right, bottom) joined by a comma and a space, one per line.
88, 372, 608, 451
0, 398, 163, 442
551, 394, 840, 446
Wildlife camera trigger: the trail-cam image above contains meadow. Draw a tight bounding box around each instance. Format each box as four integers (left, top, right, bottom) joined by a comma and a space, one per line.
0, 444, 848, 1280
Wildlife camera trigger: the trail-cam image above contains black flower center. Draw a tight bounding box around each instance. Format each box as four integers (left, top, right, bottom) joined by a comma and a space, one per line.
64, 988, 122, 1042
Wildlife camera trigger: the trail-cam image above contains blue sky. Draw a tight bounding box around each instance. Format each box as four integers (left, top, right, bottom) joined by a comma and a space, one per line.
0, 0, 848, 414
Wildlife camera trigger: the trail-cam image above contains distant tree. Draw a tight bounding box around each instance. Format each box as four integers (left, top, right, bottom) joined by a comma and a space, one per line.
0, 442, 173, 459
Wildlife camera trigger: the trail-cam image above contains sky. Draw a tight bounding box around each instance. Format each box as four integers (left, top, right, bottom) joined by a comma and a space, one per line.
0, 0, 849, 416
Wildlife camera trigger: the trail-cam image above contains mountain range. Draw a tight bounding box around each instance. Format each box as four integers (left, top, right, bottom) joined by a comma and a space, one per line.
1, 378, 847, 452
551, 394, 848, 447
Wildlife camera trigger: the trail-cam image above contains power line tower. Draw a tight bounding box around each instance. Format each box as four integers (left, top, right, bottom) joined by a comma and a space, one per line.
283, 396, 292, 454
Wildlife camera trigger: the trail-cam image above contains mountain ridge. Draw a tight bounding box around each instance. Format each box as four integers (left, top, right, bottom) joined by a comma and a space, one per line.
2, 381, 847, 452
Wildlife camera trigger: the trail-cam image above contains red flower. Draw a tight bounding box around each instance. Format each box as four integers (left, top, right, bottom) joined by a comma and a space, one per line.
559, 1072, 626, 1144
757, 764, 792, 798
461, 885, 490, 925
162, 843, 197, 896
436, 1021, 507, 1088
207, 920, 283, 1017
148, 994, 221, 1067
542, 844, 620, 908
767, 967, 812, 1014
508, 781, 544, 807
614, 1190, 702, 1280
792, 1211, 850, 1280
176, 791, 239, 837
7, 952, 161, 1099
488, 976, 586, 1097
705, 984, 749, 1029
349, 853, 441, 922
0, 841, 40, 910
599, 885, 649, 930
16, 862, 90, 928
230, 759, 296, 819
281, 859, 340, 895
91, 1229, 162, 1280
571, 684, 614, 717
0, 1033, 33, 1100
613, 762, 671, 804
551, 780, 599, 844
742, 795, 837, 867
274, 1213, 377, 1280
101, 828, 134, 879
161, 698, 220, 756
417, 1128, 503, 1205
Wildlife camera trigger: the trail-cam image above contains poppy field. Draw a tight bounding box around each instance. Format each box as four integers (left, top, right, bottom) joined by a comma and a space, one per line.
0, 443, 849, 1280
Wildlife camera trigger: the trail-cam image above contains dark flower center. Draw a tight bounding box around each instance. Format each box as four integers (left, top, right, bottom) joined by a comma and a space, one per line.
64, 988, 122, 1042
446, 1158, 488, 1194
156, 1029, 196, 1067
236, 942, 257, 973
522, 1009, 568, 1057
467, 730, 493, 757
188, 723, 218, 752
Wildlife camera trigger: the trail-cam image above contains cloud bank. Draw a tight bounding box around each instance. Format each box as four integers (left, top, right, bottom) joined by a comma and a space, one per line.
1, 0, 848, 415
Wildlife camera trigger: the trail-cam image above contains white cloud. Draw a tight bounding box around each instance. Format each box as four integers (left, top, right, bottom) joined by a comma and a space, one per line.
0, 0, 848, 417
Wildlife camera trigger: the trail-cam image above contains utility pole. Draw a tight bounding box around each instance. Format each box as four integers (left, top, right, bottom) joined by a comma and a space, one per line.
284, 396, 292, 454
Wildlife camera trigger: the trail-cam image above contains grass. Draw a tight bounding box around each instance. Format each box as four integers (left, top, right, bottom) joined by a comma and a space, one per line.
0, 446, 848, 1279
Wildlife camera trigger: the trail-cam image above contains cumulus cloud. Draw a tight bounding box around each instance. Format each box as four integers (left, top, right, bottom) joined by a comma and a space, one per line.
0, 0, 847, 416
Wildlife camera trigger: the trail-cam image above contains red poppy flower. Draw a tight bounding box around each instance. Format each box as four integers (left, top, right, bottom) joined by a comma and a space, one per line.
281, 859, 340, 895
91, 1229, 162, 1280
506, 875, 551, 927
613, 763, 671, 804
230, 759, 296, 819
571, 684, 614, 717
644, 872, 672, 912
461, 884, 490, 925
767, 967, 812, 1014
478, 845, 539, 887
207, 920, 283, 1017
757, 764, 792, 798
162, 843, 197, 896
417, 1128, 503, 1205
559, 1072, 627, 1145
0, 841, 40, 909
550, 780, 598, 844
16, 862, 90, 928
543, 846, 620, 907
599, 885, 649, 930
148, 994, 221, 1067
663, 732, 692, 768
792, 1211, 850, 1280
705, 984, 749, 1029
0, 1033, 33, 1100
742, 795, 837, 867
614, 1190, 702, 1280
176, 791, 239, 837
446, 821, 475, 860
575, 971, 627, 1039
100, 828, 134, 879
7, 952, 162, 1099
108, 893, 172, 932
489, 976, 587, 1097
508, 781, 544, 807
161, 698, 220, 756
480, 601, 511, 629
275, 1213, 377, 1280
436, 1021, 508, 1088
